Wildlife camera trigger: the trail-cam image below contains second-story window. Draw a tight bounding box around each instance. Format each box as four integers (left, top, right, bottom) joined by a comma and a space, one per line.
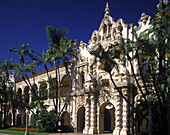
81, 73, 85, 89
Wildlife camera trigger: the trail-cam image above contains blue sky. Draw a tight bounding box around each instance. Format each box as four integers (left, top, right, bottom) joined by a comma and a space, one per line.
0, 0, 158, 72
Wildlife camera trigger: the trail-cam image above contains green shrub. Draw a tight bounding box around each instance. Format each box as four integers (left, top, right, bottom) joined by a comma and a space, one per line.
36, 110, 57, 133
0, 111, 2, 128
31, 114, 37, 128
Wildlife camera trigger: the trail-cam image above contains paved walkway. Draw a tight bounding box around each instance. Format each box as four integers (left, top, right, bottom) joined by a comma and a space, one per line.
0, 132, 112, 135
50, 133, 112, 135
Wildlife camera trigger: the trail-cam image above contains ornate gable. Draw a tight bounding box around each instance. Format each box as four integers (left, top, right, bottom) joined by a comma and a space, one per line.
88, 2, 128, 53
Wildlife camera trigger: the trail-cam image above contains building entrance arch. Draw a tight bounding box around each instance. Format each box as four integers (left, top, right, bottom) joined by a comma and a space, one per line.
99, 102, 115, 133
104, 109, 111, 131
17, 114, 21, 126
61, 111, 70, 126
77, 106, 85, 132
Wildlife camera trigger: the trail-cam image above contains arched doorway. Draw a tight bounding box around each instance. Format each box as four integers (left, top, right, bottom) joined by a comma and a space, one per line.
17, 114, 21, 126
104, 109, 111, 131
77, 107, 85, 132
61, 111, 70, 126
6, 112, 12, 126
99, 102, 115, 133
23, 113, 26, 126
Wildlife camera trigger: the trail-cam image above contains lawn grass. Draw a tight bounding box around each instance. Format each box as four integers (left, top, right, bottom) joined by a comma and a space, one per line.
0, 130, 49, 135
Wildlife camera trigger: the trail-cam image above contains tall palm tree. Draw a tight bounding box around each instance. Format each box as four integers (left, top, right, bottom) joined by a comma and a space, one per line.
9, 42, 36, 64
0, 58, 13, 79
0, 58, 15, 126
33, 49, 53, 81
9, 42, 47, 112
58, 38, 77, 73
46, 26, 78, 127
33, 50, 58, 107
46, 26, 68, 48
12, 62, 47, 112
46, 26, 69, 115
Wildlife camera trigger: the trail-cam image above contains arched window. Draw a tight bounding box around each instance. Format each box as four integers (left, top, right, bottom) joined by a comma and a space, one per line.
61, 74, 71, 97
24, 86, 29, 103
39, 81, 47, 100
80, 72, 85, 89
104, 24, 107, 34
17, 88, 22, 102
32, 84, 38, 101
49, 78, 56, 99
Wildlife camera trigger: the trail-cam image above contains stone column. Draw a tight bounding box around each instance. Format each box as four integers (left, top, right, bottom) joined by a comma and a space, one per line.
83, 94, 90, 134
47, 84, 51, 105
89, 93, 97, 134
15, 113, 17, 126
28, 113, 31, 126
113, 94, 122, 135
74, 114, 77, 132
121, 89, 129, 135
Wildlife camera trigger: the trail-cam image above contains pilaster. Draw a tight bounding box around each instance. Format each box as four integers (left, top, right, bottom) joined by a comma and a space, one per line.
83, 94, 90, 134
89, 93, 97, 134
120, 89, 129, 135
113, 94, 122, 135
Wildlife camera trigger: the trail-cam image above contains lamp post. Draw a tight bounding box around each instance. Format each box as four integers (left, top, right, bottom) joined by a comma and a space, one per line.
25, 109, 29, 135
147, 95, 152, 135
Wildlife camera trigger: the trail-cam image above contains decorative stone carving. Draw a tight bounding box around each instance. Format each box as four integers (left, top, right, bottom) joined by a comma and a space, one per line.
76, 95, 84, 110
116, 21, 123, 43
80, 41, 88, 49
139, 13, 149, 25
111, 27, 116, 40
134, 13, 150, 31
90, 30, 100, 44
105, 2, 110, 16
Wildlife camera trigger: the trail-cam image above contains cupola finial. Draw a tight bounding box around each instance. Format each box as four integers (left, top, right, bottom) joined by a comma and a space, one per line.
105, 2, 110, 16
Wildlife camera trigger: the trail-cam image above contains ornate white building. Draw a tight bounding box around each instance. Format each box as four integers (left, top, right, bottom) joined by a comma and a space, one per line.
6, 2, 151, 135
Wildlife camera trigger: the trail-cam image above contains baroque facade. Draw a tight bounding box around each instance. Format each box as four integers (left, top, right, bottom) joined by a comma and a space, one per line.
6, 2, 151, 135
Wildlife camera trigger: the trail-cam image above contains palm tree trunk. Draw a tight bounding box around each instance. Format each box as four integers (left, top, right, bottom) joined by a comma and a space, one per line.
44, 64, 56, 108
23, 75, 47, 113
63, 58, 69, 74
126, 53, 148, 102
3, 104, 6, 128
12, 102, 15, 126
136, 51, 149, 95
57, 60, 61, 113
54, 60, 58, 114
44, 64, 50, 83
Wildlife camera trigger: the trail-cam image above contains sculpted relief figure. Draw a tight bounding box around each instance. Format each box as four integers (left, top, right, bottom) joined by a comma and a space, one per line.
111, 27, 116, 40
